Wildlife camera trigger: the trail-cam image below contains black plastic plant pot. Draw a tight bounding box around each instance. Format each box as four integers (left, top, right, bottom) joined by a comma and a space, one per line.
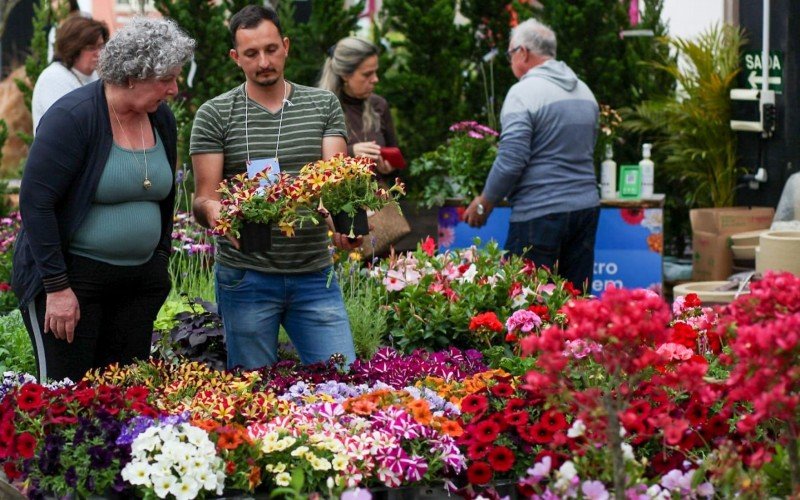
239, 221, 272, 253
333, 209, 369, 241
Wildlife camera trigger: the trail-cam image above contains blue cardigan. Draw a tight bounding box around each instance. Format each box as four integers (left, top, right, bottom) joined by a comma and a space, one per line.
12, 80, 177, 307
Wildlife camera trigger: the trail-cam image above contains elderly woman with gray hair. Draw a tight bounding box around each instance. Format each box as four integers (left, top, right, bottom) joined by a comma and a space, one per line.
13, 17, 195, 382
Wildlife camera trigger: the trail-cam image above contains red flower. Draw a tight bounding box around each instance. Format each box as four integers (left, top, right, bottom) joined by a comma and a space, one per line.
3, 461, 20, 481
467, 442, 491, 460
528, 304, 550, 321
684, 401, 708, 427
522, 422, 554, 444
469, 312, 504, 333
505, 333, 518, 342
490, 383, 515, 399
473, 420, 501, 444
125, 386, 150, 404
421, 236, 436, 257
563, 281, 581, 297
670, 322, 698, 349
460, 394, 488, 414
506, 398, 527, 412
74, 388, 96, 407
701, 414, 730, 441
504, 410, 528, 427
0, 420, 14, 444
684, 293, 701, 308
0, 283, 10, 292
15, 432, 36, 459
466, 461, 493, 485
539, 410, 568, 433
663, 419, 689, 445
487, 445, 515, 472
16, 385, 45, 413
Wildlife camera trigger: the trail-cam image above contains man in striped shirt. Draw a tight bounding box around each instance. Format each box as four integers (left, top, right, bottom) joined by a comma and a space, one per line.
190, 5, 358, 370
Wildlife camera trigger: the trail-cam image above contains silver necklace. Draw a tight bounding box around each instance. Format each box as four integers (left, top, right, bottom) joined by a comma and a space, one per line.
109, 100, 151, 190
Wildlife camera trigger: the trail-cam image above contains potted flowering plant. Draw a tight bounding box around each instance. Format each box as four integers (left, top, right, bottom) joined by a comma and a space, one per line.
407, 121, 498, 209
215, 170, 319, 253
297, 155, 405, 238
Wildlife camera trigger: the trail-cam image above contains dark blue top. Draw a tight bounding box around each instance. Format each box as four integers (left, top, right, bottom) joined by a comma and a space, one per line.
12, 80, 177, 307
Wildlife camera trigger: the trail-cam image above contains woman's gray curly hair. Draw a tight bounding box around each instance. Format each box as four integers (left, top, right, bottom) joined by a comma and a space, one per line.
97, 17, 195, 85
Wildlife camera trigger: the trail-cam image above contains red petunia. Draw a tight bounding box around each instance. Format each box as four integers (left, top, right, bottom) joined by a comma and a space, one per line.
15, 432, 36, 459
525, 422, 555, 444
506, 398, 527, 412
469, 312, 504, 333
563, 281, 581, 297
684, 402, 708, 426
490, 383, 515, 399
487, 445, 515, 472
701, 414, 730, 441
473, 420, 501, 444
16, 385, 46, 413
504, 410, 528, 427
3, 461, 20, 481
73, 388, 96, 407
467, 442, 491, 460
125, 386, 150, 404
460, 394, 488, 414
466, 461, 493, 485
539, 410, 568, 433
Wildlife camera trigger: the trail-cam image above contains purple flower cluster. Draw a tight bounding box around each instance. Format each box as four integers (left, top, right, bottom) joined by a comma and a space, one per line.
171, 211, 215, 256
448, 121, 499, 140
0, 212, 21, 254
350, 347, 488, 388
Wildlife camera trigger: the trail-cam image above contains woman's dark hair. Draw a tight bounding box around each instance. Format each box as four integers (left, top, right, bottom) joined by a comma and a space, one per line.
55, 16, 109, 69
229, 5, 283, 48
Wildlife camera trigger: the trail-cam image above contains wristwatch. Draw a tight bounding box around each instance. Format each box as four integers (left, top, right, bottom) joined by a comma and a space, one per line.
476, 203, 485, 215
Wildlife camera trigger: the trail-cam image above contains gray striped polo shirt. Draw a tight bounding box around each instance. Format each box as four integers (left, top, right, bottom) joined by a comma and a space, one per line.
190, 82, 348, 273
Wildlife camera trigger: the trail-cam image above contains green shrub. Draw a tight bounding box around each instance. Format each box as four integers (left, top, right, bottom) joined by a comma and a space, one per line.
0, 310, 35, 375
337, 260, 386, 360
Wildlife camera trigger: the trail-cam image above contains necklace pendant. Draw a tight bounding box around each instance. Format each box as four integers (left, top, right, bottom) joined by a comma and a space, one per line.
143, 178, 152, 190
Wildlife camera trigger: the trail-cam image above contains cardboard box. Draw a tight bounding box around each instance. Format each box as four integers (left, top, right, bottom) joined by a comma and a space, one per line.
690, 207, 774, 281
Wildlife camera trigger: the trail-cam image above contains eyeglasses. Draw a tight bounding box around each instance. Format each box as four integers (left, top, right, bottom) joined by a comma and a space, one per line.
505, 46, 522, 61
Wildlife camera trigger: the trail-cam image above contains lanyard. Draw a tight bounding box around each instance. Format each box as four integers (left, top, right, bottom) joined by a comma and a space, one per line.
243, 81, 289, 164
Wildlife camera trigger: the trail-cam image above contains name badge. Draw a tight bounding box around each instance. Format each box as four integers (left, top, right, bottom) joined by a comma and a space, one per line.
247, 157, 281, 185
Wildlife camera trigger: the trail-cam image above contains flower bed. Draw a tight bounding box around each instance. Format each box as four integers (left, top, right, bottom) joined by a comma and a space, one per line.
1, 246, 798, 498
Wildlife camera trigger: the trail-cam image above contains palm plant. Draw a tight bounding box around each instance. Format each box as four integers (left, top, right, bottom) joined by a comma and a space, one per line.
623, 24, 746, 208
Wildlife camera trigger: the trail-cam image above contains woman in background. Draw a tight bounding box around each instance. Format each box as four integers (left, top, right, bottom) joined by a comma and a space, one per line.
318, 37, 399, 179
31, 15, 109, 132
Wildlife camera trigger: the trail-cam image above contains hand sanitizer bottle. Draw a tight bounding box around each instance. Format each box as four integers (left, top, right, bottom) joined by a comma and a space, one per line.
640, 143, 654, 198
600, 144, 617, 199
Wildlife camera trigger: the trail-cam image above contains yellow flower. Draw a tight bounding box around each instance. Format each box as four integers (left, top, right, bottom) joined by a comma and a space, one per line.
275, 472, 291, 487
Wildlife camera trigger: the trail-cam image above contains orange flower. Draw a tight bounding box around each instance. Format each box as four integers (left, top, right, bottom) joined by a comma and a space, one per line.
440, 419, 464, 438
407, 399, 430, 413
349, 398, 377, 416
248, 465, 262, 489
216, 426, 245, 450
412, 406, 433, 425
191, 419, 219, 433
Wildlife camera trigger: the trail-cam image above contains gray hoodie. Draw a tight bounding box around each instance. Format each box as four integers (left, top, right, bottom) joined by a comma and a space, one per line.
483, 59, 599, 222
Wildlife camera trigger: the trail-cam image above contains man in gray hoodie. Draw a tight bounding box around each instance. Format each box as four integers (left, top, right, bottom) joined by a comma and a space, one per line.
464, 18, 600, 290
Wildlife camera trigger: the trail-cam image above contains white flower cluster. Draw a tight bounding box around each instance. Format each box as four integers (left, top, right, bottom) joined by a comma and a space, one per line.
121, 423, 225, 500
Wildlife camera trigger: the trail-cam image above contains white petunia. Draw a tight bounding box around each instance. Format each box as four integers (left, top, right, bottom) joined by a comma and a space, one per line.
170, 478, 200, 500
151, 474, 176, 499
121, 461, 151, 486
275, 472, 291, 487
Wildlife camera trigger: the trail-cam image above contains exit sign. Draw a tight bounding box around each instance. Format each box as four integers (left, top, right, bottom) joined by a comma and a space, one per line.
741, 50, 783, 93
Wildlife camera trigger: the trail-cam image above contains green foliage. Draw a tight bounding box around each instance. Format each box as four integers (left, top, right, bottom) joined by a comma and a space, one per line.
153, 0, 249, 165
14, 0, 71, 113
623, 24, 745, 208
0, 310, 35, 375
279, 0, 364, 87
336, 260, 386, 360
407, 121, 498, 207
458, 0, 534, 130
377, 0, 472, 160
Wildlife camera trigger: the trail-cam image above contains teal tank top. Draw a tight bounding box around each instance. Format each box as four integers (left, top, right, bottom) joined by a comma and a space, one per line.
70, 129, 172, 265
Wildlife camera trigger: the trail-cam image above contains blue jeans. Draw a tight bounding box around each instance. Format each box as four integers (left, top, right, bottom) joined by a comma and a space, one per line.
505, 206, 599, 290
216, 264, 356, 370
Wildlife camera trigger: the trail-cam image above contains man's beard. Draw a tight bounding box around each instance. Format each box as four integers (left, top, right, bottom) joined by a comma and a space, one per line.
253, 71, 280, 87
